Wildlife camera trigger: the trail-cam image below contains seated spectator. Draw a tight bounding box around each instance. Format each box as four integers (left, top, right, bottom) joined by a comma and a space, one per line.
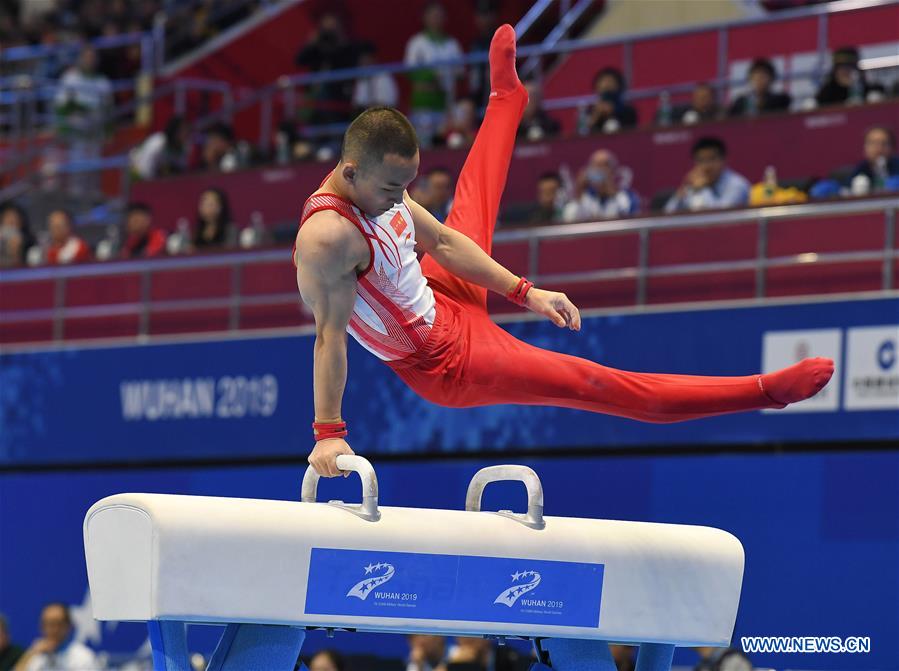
728, 58, 791, 117
11, 602, 97, 671
665, 137, 750, 213
295, 11, 357, 124
0, 613, 24, 671
523, 172, 564, 226
121, 202, 166, 259
850, 126, 899, 191
517, 80, 561, 142
467, 1, 500, 107
404, 2, 463, 147
693, 646, 752, 671
309, 650, 346, 671
352, 43, 399, 111
407, 635, 446, 671
586, 67, 638, 133
563, 150, 639, 222
435, 98, 478, 149
412, 167, 455, 222
445, 637, 530, 671
46, 209, 91, 265
131, 115, 190, 180
0, 203, 35, 268
201, 122, 240, 173
816, 47, 885, 107
662, 83, 721, 126
193, 188, 233, 250
609, 645, 635, 671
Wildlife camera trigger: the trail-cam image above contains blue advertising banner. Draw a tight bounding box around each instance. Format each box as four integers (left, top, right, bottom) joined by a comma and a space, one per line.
305, 548, 603, 627
1, 295, 897, 466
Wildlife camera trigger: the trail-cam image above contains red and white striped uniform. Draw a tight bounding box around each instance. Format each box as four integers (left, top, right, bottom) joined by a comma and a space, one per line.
297, 192, 436, 361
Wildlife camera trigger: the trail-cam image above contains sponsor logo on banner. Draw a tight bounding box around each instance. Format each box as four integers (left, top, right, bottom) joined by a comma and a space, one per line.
306, 548, 603, 627
845, 326, 899, 410
762, 329, 841, 412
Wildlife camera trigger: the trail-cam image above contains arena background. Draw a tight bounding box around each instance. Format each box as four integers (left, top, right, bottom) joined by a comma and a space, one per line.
1, 0, 898, 670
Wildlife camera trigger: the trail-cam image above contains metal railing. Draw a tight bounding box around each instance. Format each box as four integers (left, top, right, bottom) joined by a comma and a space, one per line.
0, 198, 895, 344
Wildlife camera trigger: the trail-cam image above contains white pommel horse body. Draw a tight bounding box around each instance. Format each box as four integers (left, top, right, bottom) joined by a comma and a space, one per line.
83, 457, 745, 671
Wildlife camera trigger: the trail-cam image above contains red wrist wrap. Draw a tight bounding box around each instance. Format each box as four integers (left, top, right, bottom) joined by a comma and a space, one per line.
313, 421, 347, 441
506, 276, 534, 307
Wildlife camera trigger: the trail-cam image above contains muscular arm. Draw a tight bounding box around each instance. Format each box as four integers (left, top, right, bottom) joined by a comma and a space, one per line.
295, 211, 369, 473
406, 194, 581, 330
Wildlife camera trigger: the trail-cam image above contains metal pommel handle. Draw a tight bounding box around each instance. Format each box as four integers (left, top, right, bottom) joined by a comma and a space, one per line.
301, 455, 380, 521
465, 465, 545, 529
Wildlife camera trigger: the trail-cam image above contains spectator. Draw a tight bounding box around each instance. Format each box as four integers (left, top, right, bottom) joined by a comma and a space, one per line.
309, 650, 346, 671
586, 67, 638, 133
517, 80, 561, 142
407, 635, 446, 671
0, 614, 24, 671
445, 638, 529, 671
295, 11, 357, 124
849, 126, 899, 191
816, 46, 885, 106
665, 82, 721, 125
404, 2, 463, 147
131, 115, 190, 180
121, 202, 166, 259
201, 122, 240, 173
352, 43, 399, 111
665, 137, 750, 213
46, 209, 91, 264
609, 645, 635, 671
193, 188, 232, 250
468, 0, 499, 107
563, 149, 640, 222
412, 167, 454, 222
728, 58, 791, 117
0, 203, 35, 268
693, 646, 752, 671
435, 98, 478, 149
11, 602, 97, 671
523, 172, 564, 226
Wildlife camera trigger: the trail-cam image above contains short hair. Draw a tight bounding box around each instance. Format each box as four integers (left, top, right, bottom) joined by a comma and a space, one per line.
0, 202, 29, 229
341, 107, 419, 171
865, 125, 896, 148
48, 208, 74, 225
43, 602, 71, 626
126, 202, 153, 216
206, 121, 234, 143
749, 58, 777, 79
691, 136, 727, 158
311, 650, 347, 671
593, 66, 625, 91
426, 166, 452, 179
538, 171, 561, 184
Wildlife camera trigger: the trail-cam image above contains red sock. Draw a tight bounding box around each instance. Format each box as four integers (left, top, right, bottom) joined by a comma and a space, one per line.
489, 24, 523, 97
759, 357, 835, 405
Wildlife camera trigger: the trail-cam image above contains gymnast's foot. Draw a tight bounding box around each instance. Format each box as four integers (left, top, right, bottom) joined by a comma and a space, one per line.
759, 357, 835, 405
489, 24, 525, 98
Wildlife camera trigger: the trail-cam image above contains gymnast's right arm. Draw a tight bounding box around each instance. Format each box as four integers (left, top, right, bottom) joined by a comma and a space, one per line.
295, 211, 369, 477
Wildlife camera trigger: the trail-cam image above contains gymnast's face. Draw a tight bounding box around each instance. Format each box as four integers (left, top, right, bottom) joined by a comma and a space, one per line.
343, 152, 420, 218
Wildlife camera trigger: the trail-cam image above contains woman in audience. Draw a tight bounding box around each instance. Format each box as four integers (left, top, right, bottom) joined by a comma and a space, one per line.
0, 203, 35, 268
193, 188, 233, 250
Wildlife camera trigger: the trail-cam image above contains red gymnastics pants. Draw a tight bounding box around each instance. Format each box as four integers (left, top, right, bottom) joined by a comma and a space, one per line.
387, 85, 784, 422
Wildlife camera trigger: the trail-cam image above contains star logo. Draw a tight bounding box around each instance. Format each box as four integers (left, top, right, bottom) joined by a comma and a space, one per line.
494, 570, 541, 607
347, 562, 396, 601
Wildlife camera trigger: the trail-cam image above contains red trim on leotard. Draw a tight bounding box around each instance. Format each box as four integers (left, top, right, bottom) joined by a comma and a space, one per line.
293, 191, 375, 276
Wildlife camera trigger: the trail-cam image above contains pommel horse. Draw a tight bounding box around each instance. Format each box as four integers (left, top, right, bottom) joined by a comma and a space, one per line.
83, 456, 744, 671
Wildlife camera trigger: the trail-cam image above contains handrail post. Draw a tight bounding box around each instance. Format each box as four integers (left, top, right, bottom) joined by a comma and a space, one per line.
230, 263, 242, 331
883, 208, 895, 291
528, 236, 539, 282
756, 216, 768, 299
636, 227, 649, 306
52, 277, 66, 341
139, 270, 152, 337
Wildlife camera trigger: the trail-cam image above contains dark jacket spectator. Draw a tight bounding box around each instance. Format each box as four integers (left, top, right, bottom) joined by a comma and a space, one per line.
518, 80, 561, 141
295, 11, 357, 124
193, 188, 232, 250
201, 122, 240, 173
662, 83, 722, 125
131, 115, 190, 180
728, 58, 791, 117
816, 46, 885, 106
467, 1, 499, 107
587, 66, 638, 133
0, 203, 35, 268
0, 614, 24, 671
122, 202, 166, 259
523, 172, 564, 226
849, 126, 899, 188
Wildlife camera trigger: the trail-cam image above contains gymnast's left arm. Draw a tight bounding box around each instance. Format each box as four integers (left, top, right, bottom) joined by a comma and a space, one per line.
405, 194, 581, 331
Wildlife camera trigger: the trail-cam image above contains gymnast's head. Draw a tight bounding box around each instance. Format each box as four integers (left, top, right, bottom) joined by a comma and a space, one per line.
338, 107, 420, 217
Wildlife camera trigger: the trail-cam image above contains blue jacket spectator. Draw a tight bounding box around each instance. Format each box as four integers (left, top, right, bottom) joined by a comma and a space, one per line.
850, 126, 899, 189
665, 137, 750, 213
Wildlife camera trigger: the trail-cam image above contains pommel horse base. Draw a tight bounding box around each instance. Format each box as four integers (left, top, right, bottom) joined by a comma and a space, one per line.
83, 457, 744, 671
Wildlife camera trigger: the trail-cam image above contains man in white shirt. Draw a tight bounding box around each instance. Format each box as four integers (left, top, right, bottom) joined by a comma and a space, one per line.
352, 43, 399, 111
563, 149, 640, 222
13, 603, 97, 671
403, 2, 462, 146
665, 137, 750, 213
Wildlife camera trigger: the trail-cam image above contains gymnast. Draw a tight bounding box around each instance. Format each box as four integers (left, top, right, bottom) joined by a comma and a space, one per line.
293, 24, 834, 477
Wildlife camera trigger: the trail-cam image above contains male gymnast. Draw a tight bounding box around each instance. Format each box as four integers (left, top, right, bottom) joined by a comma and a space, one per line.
294, 25, 834, 477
